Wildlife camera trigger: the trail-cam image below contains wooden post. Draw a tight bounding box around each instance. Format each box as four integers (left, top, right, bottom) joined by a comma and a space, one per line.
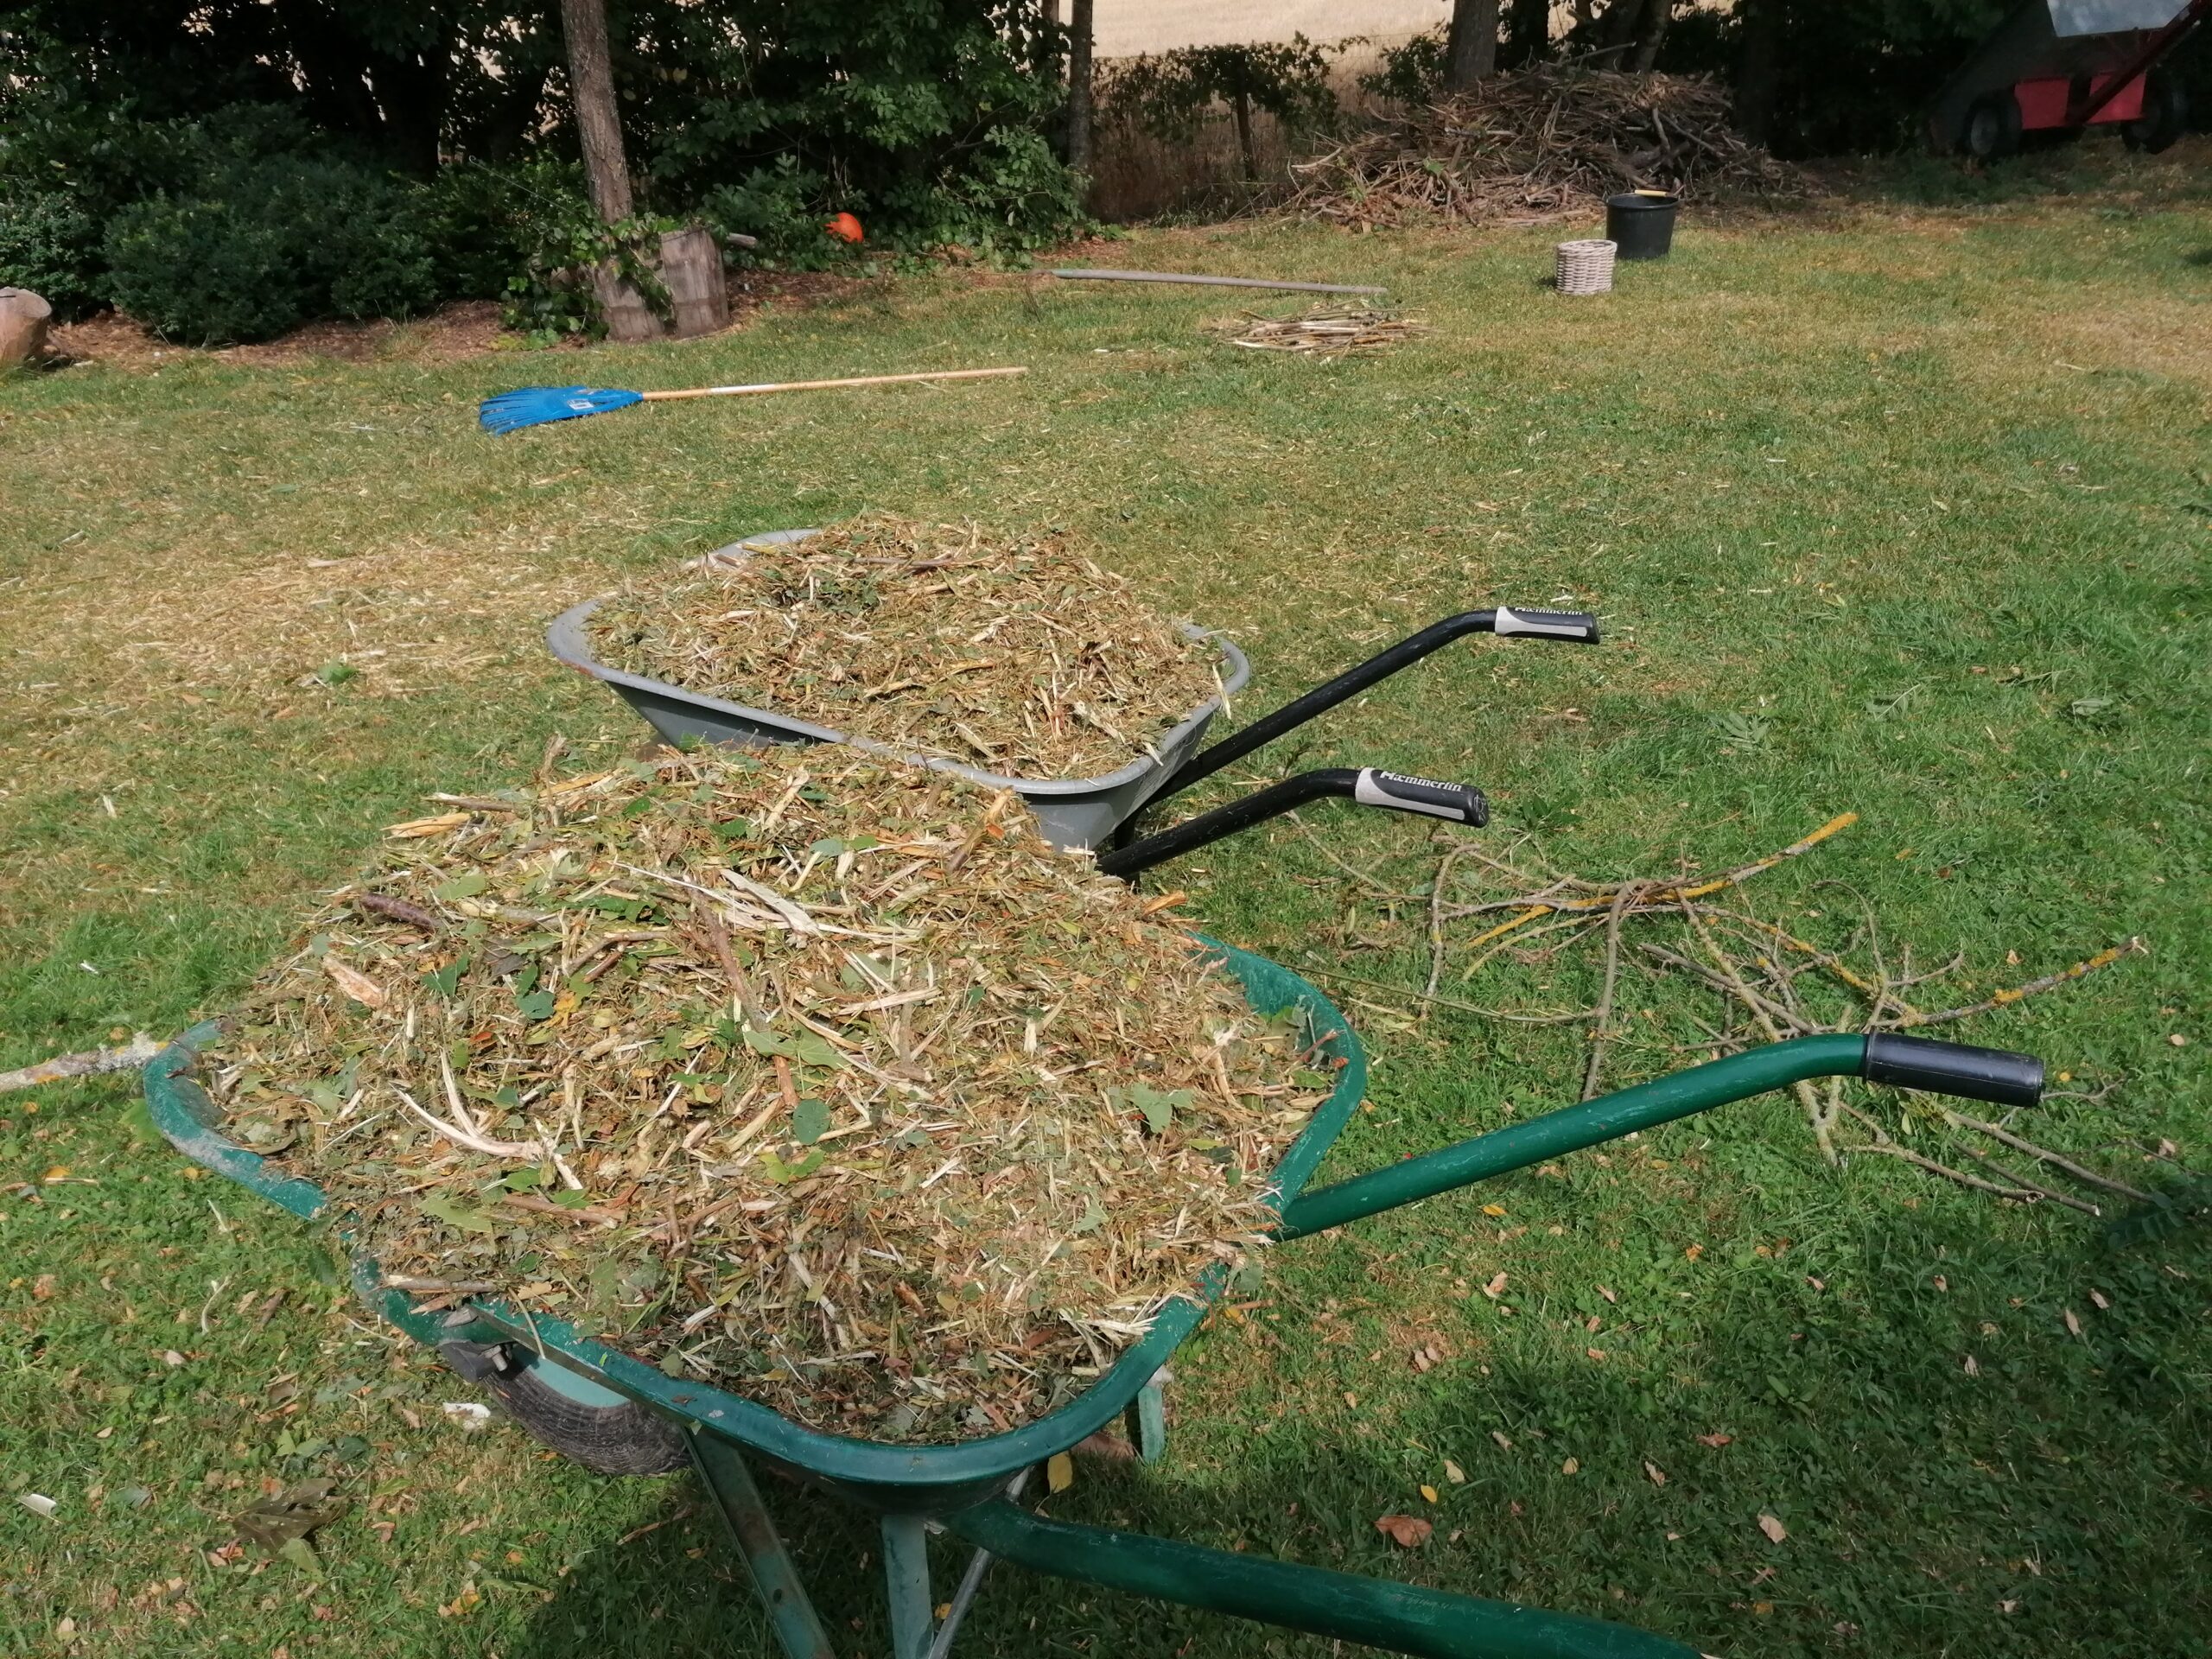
658, 227, 728, 339
0, 288, 51, 370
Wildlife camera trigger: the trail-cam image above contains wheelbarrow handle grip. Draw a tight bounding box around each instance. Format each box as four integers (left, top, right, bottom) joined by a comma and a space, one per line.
1096, 768, 1483, 879
1863, 1033, 2044, 1108
1275, 1033, 2044, 1239
1494, 605, 1599, 641
1354, 767, 1489, 824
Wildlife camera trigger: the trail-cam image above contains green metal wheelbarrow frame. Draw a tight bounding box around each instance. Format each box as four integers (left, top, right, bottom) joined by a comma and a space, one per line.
144, 939, 2039, 1659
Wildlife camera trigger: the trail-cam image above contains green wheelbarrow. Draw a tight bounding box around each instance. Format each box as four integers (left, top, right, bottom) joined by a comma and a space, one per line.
143, 940, 2044, 1659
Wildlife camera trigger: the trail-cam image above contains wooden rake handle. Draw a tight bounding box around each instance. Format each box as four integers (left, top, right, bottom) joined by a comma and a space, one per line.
640, 366, 1027, 401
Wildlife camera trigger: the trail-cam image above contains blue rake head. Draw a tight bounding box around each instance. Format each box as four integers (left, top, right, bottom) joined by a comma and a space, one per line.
479, 385, 644, 435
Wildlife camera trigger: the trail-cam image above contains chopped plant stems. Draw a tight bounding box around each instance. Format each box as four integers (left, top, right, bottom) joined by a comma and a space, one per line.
1206, 307, 1427, 358
586, 514, 1222, 779
1363, 818, 2158, 1211
206, 750, 1317, 1442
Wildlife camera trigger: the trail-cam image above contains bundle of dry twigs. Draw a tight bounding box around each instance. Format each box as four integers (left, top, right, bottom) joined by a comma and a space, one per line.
1288, 64, 1803, 230
1205, 305, 1427, 357
1293, 810, 2159, 1217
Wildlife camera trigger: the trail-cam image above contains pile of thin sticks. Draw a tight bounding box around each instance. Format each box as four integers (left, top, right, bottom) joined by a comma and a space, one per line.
1288, 64, 1803, 230
1295, 811, 2161, 1216
1207, 306, 1427, 358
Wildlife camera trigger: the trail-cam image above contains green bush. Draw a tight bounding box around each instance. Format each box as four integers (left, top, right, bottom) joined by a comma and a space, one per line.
100, 151, 442, 344
0, 189, 103, 319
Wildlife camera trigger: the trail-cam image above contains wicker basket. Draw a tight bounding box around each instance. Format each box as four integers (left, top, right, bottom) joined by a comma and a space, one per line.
1554, 238, 1617, 296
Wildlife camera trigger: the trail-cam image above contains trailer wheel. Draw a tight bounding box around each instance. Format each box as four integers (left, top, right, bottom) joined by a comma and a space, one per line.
440, 1340, 689, 1477
2123, 73, 2186, 155
1962, 91, 2024, 161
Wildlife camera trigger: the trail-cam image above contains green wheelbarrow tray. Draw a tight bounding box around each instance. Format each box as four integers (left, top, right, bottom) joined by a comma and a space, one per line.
142, 938, 2043, 1659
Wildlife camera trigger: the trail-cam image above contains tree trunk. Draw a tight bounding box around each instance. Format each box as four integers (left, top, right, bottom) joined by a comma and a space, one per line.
1630, 0, 1674, 71
559, 0, 633, 223
1506, 0, 1551, 66
1599, 0, 1647, 54
1066, 0, 1095, 175
1231, 87, 1257, 181
1444, 0, 1501, 91
1736, 0, 1782, 147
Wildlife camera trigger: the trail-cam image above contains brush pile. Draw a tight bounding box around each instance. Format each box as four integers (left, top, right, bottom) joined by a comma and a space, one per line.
587, 515, 1224, 780
1288, 65, 1802, 230
1206, 305, 1427, 357
204, 750, 1325, 1442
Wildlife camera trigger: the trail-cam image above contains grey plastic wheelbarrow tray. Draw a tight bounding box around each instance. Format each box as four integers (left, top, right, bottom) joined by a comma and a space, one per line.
549, 528, 1251, 850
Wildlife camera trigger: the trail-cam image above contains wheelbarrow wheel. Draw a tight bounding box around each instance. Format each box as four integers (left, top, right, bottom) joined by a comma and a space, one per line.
2123, 72, 2186, 156
440, 1340, 688, 1477
1961, 90, 2023, 161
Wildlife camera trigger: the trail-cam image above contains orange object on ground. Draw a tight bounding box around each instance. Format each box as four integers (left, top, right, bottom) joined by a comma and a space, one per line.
824, 212, 864, 244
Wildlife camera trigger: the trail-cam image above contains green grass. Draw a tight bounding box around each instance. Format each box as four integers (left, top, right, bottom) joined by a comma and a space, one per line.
3, 141, 2209, 1658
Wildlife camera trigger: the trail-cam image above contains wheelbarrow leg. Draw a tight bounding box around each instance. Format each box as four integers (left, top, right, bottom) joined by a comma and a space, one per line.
1123, 1365, 1170, 1463
686, 1433, 836, 1659
882, 1513, 934, 1659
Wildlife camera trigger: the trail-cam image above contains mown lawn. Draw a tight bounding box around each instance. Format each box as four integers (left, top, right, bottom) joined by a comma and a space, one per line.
3, 141, 2208, 1659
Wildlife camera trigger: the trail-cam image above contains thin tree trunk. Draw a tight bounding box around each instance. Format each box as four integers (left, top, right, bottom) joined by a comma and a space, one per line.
1736, 0, 1782, 147
1231, 87, 1257, 181
1630, 0, 1673, 71
559, 0, 633, 223
1506, 0, 1551, 66
1066, 0, 1095, 174
1599, 0, 1647, 53
1444, 0, 1501, 91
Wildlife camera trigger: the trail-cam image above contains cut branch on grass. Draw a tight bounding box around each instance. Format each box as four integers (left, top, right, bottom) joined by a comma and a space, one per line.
1901, 938, 2147, 1027
0, 1033, 164, 1095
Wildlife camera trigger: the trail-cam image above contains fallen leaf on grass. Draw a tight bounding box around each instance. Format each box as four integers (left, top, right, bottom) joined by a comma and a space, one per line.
442, 1402, 492, 1430
17, 1493, 56, 1519
2063, 1308, 2082, 1338
1442, 1459, 1465, 1484
234, 1478, 349, 1554
1758, 1513, 1789, 1543
2089, 1289, 2110, 1310
279, 1536, 323, 1578
1375, 1515, 1433, 1548
1697, 1433, 1732, 1448
1482, 1272, 1509, 1300
1561, 1458, 1580, 1476
1644, 1460, 1667, 1487
1420, 1484, 1440, 1504
1491, 1431, 1512, 1450
1962, 1354, 1980, 1376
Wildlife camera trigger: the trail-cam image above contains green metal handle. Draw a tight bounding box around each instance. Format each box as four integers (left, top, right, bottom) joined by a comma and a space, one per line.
1277, 1033, 1866, 1239
950, 1500, 1698, 1659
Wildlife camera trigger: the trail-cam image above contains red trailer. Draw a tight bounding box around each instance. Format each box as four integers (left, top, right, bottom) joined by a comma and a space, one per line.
1928, 0, 2206, 158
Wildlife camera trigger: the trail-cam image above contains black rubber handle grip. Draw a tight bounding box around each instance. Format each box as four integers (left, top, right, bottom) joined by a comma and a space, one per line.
1862, 1033, 2044, 1109
1493, 607, 1600, 643
1353, 768, 1489, 826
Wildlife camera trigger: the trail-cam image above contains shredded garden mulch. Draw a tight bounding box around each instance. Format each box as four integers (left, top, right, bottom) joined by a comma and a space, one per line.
206, 749, 1330, 1441
1205, 305, 1427, 357
586, 514, 1224, 780
1288, 65, 1805, 230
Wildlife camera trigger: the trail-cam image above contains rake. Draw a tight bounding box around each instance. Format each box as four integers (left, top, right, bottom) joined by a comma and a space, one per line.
479, 365, 1027, 435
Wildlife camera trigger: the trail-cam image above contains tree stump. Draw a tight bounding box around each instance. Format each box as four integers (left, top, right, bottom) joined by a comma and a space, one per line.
659, 227, 728, 339
588, 261, 664, 342
0, 288, 53, 369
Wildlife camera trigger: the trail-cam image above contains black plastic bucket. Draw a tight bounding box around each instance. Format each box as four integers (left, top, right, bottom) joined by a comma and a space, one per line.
1605, 192, 1678, 260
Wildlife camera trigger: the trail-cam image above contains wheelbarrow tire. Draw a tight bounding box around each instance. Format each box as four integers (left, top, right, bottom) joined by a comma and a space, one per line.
1961, 90, 2023, 161
439, 1341, 689, 1477
2123, 72, 2186, 156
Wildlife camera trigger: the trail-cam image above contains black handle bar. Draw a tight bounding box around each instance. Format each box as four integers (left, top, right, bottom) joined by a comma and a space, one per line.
1142, 607, 1598, 817
1096, 767, 1485, 879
